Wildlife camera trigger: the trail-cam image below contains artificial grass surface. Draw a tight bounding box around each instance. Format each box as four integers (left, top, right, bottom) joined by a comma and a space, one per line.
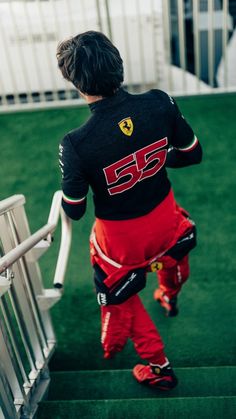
0, 93, 235, 372
48, 367, 236, 400
37, 397, 236, 419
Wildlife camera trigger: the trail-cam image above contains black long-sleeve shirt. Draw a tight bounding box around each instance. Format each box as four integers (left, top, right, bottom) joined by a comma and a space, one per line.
59, 88, 202, 220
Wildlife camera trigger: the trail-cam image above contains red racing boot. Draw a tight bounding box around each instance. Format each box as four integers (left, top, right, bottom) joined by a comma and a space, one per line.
154, 288, 178, 317
133, 360, 178, 390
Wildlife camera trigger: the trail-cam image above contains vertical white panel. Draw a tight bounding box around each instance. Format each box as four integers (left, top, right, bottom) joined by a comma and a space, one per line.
36, 0, 59, 101
0, 12, 20, 103
95, 0, 103, 31
0, 298, 30, 387
80, 0, 93, 32
65, 0, 76, 35
8, 1, 33, 103
162, 0, 173, 92
0, 313, 26, 404
50, 0, 71, 100
222, 0, 229, 88
193, 0, 201, 92
23, 0, 45, 102
120, 0, 133, 86
136, 0, 147, 90
105, 0, 113, 41
177, 0, 187, 92
208, 0, 215, 87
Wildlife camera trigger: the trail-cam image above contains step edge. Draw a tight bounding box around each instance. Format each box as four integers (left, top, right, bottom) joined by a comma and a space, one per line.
40, 395, 236, 404
50, 366, 236, 376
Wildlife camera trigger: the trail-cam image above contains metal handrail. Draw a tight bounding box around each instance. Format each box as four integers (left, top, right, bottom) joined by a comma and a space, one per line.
0, 224, 55, 275
0, 191, 72, 289
0, 191, 72, 417
0, 194, 25, 216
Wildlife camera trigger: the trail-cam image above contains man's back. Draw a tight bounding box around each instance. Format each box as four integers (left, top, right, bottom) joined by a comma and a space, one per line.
60, 88, 194, 220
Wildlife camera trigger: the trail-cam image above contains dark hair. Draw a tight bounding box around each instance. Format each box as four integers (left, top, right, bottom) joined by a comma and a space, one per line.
56, 31, 124, 97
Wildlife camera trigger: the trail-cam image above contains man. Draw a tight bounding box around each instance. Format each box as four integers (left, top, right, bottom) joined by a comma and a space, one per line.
56, 31, 202, 390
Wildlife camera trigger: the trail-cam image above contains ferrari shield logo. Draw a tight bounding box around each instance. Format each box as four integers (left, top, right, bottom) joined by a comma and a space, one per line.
150, 261, 163, 272
118, 117, 134, 136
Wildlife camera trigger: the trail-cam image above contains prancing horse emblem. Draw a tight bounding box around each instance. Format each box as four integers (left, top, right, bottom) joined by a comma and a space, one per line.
118, 117, 134, 136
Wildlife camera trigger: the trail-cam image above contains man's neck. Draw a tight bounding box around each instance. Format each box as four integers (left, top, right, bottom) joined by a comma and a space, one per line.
79, 92, 103, 104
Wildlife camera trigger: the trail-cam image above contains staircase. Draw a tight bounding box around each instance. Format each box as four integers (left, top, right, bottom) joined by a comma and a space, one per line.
37, 366, 236, 418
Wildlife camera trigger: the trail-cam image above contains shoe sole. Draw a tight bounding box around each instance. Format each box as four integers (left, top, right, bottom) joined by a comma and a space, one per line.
134, 376, 178, 391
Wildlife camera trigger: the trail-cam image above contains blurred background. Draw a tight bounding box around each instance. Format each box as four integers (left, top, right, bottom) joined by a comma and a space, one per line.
0, 0, 236, 109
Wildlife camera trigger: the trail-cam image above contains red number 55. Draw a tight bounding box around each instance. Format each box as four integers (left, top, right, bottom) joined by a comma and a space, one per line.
103, 137, 168, 195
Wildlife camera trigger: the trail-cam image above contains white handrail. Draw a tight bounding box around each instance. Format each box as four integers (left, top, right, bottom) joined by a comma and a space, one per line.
0, 191, 71, 289
47, 190, 63, 228
0, 225, 53, 275
0, 190, 72, 417
0, 194, 25, 216
53, 208, 72, 288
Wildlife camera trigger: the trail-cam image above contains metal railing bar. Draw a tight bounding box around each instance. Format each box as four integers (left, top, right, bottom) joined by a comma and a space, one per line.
8, 213, 49, 351
0, 320, 27, 404
36, 0, 59, 102
53, 208, 72, 288
0, 298, 31, 387
81, 0, 91, 31
120, 0, 133, 87
47, 190, 63, 228
0, 191, 71, 289
0, 19, 20, 105
193, 0, 201, 92
208, 0, 215, 87
0, 190, 71, 417
162, 0, 173, 92
0, 195, 25, 217
8, 287, 38, 373
8, 0, 33, 104
50, 0, 72, 101
0, 224, 54, 275
10, 205, 56, 342
23, 0, 45, 103
177, 0, 187, 92
222, 0, 229, 89
95, 0, 103, 32
150, 0, 160, 87
105, 0, 113, 41
16, 257, 49, 354
136, 0, 147, 91
0, 192, 61, 274
65, 0, 76, 35
0, 366, 19, 419
2, 212, 46, 366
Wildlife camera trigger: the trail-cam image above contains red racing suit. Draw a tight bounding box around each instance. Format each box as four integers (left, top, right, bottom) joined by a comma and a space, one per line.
90, 189, 192, 362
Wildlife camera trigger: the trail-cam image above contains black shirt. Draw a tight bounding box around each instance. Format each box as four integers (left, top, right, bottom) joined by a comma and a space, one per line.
59, 88, 194, 220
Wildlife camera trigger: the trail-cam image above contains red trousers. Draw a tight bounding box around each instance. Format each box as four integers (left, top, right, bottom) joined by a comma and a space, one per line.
92, 189, 191, 364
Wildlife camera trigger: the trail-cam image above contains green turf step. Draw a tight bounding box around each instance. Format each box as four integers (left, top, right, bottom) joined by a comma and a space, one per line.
37, 396, 236, 419
47, 366, 236, 400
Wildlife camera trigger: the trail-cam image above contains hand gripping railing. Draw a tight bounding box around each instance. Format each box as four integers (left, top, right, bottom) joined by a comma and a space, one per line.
0, 191, 72, 419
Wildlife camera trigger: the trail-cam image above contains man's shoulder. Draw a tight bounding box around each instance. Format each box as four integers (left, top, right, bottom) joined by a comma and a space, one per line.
65, 113, 97, 146
130, 89, 172, 106
131, 88, 165, 98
